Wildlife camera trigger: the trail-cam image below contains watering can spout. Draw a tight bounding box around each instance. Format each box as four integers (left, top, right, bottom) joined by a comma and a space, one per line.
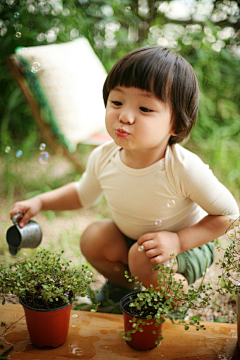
8, 246, 18, 256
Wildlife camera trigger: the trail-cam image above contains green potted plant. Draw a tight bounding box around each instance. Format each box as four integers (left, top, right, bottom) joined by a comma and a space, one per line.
0, 249, 94, 347
216, 217, 240, 349
120, 256, 214, 351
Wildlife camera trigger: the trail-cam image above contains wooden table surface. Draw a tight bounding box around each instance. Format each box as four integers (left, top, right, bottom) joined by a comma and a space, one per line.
0, 304, 239, 360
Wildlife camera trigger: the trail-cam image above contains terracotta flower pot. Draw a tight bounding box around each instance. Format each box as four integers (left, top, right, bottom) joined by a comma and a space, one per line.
120, 291, 163, 351
19, 298, 72, 347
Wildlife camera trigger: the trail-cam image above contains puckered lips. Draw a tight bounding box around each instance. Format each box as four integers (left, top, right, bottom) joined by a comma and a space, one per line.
115, 128, 130, 138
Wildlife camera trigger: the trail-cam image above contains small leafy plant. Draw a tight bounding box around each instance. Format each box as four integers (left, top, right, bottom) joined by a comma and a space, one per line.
0, 249, 93, 309
121, 256, 214, 345
216, 217, 240, 296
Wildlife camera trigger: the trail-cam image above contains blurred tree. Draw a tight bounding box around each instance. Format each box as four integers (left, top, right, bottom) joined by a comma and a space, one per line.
0, 0, 240, 150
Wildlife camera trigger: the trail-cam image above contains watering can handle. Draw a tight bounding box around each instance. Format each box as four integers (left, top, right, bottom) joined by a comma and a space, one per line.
12, 213, 24, 226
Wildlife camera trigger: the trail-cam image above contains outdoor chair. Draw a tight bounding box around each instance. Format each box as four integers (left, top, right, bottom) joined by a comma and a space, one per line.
6, 37, 111, 171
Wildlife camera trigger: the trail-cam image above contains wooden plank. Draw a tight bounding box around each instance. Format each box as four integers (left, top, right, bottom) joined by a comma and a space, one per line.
0, 304, 239, 359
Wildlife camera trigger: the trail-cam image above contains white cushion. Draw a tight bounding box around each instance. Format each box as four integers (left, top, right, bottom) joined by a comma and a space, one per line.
16, 37, 107, 152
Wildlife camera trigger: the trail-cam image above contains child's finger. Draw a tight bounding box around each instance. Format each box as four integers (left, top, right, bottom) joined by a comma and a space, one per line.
18, 212, 32, 227
137, 232, 154, 245
145, 248, 159, 258
141, 239, 155, 250
10, 208, 23, 220
150, 255, 165, 264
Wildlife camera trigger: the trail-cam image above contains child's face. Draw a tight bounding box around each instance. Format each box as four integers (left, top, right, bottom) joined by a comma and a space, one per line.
105, 86, 174, 154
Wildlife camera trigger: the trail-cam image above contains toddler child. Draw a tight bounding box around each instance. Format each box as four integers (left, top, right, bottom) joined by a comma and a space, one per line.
10, 46, 239, 309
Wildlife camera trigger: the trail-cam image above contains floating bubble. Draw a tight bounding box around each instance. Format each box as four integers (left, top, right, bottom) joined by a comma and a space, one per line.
5, 146, 11, 153
31, 61, 41, 73
166, 199, 176, 208
15, 32, 21, 38
138, 245, 144, 252
84, 271, 93, 280
39, 143, 46, 151
113, 266, 120, 272
155, 219, 162, 226
19, 47, 27, 54
39, 151, 49, 164
14, 12, 20, 18
16, 149, 23, 158
167, 259, 175, 267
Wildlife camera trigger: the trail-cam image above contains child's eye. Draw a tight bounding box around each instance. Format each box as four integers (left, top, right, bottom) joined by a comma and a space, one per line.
140, 107, 153, 112
112, 101, 122, 106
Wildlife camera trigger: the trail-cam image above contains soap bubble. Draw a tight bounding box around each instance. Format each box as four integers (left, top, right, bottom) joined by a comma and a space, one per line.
15, 32, 21, 38
84, 271, 93, 280
14, 12, 20, 18
39, 143, 46, 151
138, 245, 144, 252
5, 146, 11, 153
39, 151, 49, 164
19, 47, 27, 55
155, 219, 162, 226
167, 199, 176, 208
16, 149, 23, 158
31, 62, 41, 73
167, 259, 175, 267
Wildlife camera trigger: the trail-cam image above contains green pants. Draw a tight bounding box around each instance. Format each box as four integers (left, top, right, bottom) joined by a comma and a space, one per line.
123, 235, 215, 285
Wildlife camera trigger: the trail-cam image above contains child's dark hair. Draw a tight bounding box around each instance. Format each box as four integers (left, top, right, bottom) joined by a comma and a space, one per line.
103, 46, 199, 145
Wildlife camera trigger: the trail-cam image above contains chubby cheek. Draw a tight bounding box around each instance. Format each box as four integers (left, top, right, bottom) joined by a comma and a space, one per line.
105, 121, 113, 138
105, 107, 116, 124
105, 112, 114, 133
136, 125, 156, 144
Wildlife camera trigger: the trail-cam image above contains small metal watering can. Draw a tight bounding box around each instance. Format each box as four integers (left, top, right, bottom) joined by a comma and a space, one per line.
6, 213, 42, 255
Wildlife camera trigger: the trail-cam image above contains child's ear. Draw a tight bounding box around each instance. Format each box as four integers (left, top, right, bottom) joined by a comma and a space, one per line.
169, 129, 176, 136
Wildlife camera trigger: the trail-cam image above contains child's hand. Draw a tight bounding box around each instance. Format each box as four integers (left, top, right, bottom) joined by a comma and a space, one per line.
10, 198, 42, 228
137, 231, 181, 265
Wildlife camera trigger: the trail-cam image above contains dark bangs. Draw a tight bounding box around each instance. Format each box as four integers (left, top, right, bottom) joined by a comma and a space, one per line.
103, 46, 174, 107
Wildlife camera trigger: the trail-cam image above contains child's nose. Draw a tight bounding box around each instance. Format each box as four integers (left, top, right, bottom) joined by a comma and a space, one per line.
119, 109, 135, 124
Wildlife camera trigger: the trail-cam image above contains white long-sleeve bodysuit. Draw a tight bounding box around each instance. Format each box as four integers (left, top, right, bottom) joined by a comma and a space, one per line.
75, 141, 239, 240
